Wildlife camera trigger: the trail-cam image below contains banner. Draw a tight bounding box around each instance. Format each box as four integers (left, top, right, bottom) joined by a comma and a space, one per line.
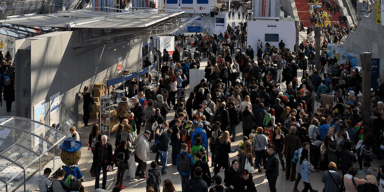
34, 101, 47, 147
346, 52, 359, 68
382, 0, 384, 26
195, 0, 210, 13
180, 0, 195, 13
50, 93, 61, 128
377, 0, 382, 25
327, 44, 336, 58
165, 0, 179, 9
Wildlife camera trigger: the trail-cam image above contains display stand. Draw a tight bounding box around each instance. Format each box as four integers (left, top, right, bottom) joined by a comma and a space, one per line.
100, 95, 112, 138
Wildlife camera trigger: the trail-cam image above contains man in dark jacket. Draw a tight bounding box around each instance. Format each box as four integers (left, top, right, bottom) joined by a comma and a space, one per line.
272, 98, 284, 123
265, 144, 279, 192
189, 166, 208, 192
131, 99, 143, 134
214, 102, 230, 131
209, 175, 230, 192
239, 170, 257, 192
283, 127, 301, 181
157, 128, 171, 174
94, 135, 113, 189
173, 49, 180, 62
278, 40, 285, 51
144, 57, 151, 68
192, 152, 211, 186
245, 45, 254, 60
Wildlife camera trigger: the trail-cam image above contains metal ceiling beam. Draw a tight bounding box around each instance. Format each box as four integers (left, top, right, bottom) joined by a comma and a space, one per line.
0, 154, 24, 169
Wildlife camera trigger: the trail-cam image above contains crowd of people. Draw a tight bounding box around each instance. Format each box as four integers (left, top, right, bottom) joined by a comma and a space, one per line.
38, 13, 384, 192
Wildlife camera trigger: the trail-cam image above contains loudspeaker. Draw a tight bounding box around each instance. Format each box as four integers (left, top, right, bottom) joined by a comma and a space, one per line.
211, 12, 214, 17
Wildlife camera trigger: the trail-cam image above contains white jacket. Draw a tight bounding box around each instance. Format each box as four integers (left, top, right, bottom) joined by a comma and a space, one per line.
136, 135, 150, 161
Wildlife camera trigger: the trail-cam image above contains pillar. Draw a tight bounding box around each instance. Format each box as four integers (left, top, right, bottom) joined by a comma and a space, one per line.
315, 26, 321, 71
360, 52, 372, 127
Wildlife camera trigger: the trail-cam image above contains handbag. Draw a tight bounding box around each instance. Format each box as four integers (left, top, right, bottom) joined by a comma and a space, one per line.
244, 158, 254, 173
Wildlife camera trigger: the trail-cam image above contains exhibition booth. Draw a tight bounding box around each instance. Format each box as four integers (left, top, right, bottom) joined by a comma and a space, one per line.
247, 19, 296, 51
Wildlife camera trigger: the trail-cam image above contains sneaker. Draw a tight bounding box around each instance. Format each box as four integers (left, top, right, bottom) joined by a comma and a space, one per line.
120, 185, 127, 189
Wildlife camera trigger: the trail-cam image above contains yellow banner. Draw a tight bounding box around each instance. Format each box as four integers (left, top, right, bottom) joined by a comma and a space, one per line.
377, 0, 381, 25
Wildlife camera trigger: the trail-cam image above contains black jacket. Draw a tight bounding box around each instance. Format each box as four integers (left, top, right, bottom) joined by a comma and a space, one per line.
114, 144, 129, 167
131, 103, 143, 122
265, 153, 279, 177
209, 186, 231, 192
192, 160, 211, 186
238, 178, 257, 192
173, 50, 180, 62
189, 177, 208, 192
271, 103, 284, 123
224, 167, 241, 191
94, 142, 113, 165
215, 107, 230, 129
157, 132, 170, 151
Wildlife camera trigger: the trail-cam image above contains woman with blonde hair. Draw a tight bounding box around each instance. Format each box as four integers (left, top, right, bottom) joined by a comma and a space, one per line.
322, 162, 342, 192
239, 95, 252, 112
231, 90, 242, 106
214, 131, 231, 175
282, 106, 291, 122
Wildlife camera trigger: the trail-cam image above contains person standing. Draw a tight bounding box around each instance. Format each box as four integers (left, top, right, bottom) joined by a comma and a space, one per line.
38, 168, 52, 192
265, 144, 279, 192
82, 86, 93, 126
94, 135, 113, 189
114, 140, 129, 189
300, 149, 317, 192
135, 130, 151, 178
177, 143, 194, 192
283, 126, 302, 181
157, 128, 172, 174
131, 98, 143, 134
189, 166, 208, 192
116, 96, 129, 123
210, 175, 231, 192
171, 119, 182, 165
321, 162, 342, 192
254, 127, 268, 172
239, 170, 257, 192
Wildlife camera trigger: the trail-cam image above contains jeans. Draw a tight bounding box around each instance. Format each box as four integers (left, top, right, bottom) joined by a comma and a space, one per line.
172, 141, 181, 165
159, 150, 168, 173
181, 175, 190, 192
267, 176, 278, 192
95, 164, 107, 189
277, 69, 283, 82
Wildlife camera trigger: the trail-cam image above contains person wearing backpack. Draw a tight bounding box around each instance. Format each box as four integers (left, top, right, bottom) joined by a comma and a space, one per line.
38, 168, 52, 192
292, 142, 310, 192
155, 94, 170, 120
191, 135, 208, 164
150, 108, 165, 142
51, 169, 73, 192
177, 143, 194, 192
147, 161, 161, 192
114, 140, 129, 189
191, 123, 209, 151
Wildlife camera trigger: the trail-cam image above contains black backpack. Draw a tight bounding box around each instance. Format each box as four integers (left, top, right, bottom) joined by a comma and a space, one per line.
147, 170, 160, 190
177, 153, 191, 172
115, 151, 126, 167
160, 104, 168, 117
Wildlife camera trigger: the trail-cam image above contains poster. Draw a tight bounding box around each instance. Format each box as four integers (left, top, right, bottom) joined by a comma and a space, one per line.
346, 52, 359, 68
180, 0, 195, 13
327, 44, 335, 58
0, 37, 4, 50
339, 48, 347, 64
50, 93, 61, 128
34, 101, 47, 147
117, 57, 123, 73
165, 0, 179, 9
376, 0, 380, 24
195, 0, 210, 13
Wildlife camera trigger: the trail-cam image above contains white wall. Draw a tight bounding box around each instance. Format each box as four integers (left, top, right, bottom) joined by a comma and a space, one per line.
247, 20, 295, 51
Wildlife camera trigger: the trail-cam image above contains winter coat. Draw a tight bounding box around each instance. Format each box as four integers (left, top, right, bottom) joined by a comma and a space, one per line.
301, 159, 312, 183
116, 101, 129, 118
254, 133, 268, 151
242, 111, 256, 130
136, 135, 150, 161
254, 108, 266, 127
191, 127, 208, 150
322, 170, 342, 192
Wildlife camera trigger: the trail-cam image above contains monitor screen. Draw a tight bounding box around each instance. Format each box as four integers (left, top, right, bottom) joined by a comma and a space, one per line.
216, 18, 224, 23
265, 34, 279, 42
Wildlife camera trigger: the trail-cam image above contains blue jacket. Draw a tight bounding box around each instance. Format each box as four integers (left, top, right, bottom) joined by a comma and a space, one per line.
320, 124, 330, 141
301, 159, 312, 183
176, 151, 194, 176
181, 63, 190, 75
62, 165, 83, 181
191, 127, 208, 150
